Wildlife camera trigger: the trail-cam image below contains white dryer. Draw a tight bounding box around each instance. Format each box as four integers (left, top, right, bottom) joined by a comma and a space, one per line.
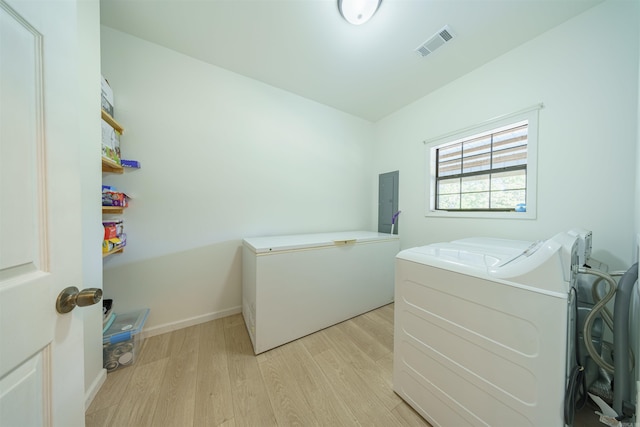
393, 232, 579, 427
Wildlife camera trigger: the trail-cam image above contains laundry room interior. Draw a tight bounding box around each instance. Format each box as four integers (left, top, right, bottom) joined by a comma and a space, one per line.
84, 0, 640, 425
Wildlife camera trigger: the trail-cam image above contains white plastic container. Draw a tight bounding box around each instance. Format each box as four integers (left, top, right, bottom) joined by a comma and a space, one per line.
103, 308, 149, 372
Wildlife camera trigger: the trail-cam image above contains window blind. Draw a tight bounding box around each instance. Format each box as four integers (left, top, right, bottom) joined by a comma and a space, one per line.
435, 121, 528, 211
437, 123, 528, 178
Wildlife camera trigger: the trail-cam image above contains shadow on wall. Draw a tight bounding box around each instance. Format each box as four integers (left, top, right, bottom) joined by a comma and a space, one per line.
103, 240, 243, 335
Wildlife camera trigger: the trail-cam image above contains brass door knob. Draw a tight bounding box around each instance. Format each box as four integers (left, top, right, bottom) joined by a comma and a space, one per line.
56, 286, 103, 314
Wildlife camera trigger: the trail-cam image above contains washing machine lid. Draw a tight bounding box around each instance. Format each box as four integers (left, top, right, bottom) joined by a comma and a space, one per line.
397, 232, 578, 293
397, 239, 532, 272
451, 237, 534, 253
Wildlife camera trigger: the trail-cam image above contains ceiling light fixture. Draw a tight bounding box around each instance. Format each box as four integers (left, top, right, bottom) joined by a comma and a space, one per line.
338, 0, 382, 25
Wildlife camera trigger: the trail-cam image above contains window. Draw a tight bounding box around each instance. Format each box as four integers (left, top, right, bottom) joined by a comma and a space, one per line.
436, 121, 528, 210
425, 105, 540, 219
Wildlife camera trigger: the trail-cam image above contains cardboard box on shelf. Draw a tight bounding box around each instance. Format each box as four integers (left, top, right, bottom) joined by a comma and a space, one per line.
120, 159, 141, 169
102, 190, 128, 207
103, 225, 118, 240
101, 119, 121, 165
101, 75, 114, 117
102, 235, 126, 253
103, 219, 124, 240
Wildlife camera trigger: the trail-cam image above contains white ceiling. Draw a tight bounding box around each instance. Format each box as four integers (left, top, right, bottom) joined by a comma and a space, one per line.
100, 0, 603, 122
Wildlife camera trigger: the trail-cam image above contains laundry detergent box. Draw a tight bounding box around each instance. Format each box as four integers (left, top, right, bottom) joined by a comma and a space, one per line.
103, 308, 149, 372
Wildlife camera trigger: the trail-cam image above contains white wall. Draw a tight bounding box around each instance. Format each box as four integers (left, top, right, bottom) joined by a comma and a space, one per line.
100, 26, 375, 332
373, 0, 639, 270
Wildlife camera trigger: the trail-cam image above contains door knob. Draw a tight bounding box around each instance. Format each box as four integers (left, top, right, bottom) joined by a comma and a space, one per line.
56, 286, 103, 314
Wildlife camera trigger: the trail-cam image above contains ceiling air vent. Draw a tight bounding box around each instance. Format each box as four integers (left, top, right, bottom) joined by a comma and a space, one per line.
415, 25, 454, 58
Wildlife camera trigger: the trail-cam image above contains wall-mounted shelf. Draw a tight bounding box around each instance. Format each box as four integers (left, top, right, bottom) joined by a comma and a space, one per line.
101, 94, 128, 260
102, 157, 124, 174
101, 109, 124, 134
102, 206, 125, 214
103, 247, 124, 258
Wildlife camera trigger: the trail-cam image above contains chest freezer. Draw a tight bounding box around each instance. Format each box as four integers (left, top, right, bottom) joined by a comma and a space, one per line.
242, 231, 400, 354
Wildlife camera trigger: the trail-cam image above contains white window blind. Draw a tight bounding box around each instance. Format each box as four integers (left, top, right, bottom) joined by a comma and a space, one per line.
435, 120, 528, 211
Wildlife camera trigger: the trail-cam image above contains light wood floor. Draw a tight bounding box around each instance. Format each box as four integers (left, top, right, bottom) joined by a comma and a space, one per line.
85, 303, 431, 427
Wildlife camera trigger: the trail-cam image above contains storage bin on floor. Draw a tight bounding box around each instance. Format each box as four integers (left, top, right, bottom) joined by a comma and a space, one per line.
103, 308, 149, 372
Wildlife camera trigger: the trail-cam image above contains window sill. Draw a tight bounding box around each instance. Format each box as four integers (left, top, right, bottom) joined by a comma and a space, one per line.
425, 209, 536, 220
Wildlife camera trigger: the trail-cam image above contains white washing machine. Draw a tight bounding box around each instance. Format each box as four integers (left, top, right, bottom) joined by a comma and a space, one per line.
393, 232, 579, 427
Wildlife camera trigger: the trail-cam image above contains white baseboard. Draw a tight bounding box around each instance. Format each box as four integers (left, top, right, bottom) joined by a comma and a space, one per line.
84, 368, 107, 411
142, 305, 242, 339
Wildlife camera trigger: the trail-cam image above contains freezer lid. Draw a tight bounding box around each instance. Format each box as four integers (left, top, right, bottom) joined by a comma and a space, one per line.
243, 231, 399, 254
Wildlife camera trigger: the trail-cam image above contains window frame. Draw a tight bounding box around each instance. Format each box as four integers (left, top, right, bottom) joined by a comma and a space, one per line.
424, 105, 540, 220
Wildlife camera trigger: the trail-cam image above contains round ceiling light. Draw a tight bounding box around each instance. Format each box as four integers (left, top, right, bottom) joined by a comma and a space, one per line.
338, 0, 382, 25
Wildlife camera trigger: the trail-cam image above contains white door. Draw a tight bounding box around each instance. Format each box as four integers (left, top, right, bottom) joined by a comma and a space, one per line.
0, 0, 87, 425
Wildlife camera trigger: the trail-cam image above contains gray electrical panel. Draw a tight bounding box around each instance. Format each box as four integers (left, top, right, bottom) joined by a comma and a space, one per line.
378, 171, 399, 234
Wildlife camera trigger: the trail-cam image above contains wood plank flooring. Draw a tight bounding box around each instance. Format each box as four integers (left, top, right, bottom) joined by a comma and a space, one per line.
85, 304, 431, 427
